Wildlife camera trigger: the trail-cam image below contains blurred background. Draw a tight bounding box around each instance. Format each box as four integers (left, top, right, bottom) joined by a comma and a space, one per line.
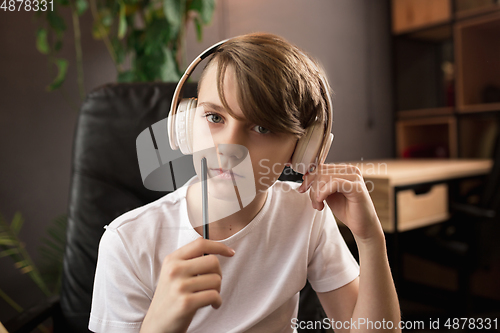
1, 0, 499, 332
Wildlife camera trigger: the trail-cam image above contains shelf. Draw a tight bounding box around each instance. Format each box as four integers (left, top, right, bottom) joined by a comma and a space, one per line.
455, 0, 500, 20
392, 0, 452, 35
396, 116, 458, 158
457, 102, 500, 113
398, 107, 454, 119
406, 24, 452, 41
455, 12, 500, 111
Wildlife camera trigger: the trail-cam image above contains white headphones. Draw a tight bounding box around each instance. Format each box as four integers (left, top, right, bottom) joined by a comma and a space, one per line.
168, 38, 334, 175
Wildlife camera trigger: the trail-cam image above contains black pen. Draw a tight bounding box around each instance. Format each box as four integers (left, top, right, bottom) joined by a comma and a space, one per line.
201, 157, 209, 240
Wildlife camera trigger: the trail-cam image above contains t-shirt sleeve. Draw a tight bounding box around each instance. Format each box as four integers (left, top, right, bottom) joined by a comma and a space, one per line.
89, 226, 153, 333
306, 206, 360, 293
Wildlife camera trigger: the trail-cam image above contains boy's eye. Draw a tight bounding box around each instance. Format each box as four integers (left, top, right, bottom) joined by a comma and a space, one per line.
253, 125, 270, 134
206, 113, 223, 124
204, 112, 269, 134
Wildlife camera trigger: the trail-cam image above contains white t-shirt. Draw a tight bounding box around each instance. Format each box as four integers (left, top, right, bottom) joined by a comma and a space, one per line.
89, 178, 359, 333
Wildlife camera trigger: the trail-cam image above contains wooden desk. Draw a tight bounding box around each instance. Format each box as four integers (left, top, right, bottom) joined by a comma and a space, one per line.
341, 159, 493, 232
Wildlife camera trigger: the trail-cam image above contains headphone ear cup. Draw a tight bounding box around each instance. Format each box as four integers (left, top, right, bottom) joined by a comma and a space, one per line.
290, 122, 324, 174
175, 98, 197, 154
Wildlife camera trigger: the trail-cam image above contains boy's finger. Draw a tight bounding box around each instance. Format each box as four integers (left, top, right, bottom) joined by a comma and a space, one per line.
184, 254, 223, 277
298, 171, 317, 193
189, 289, 223, 310
309, 183, 323, 206
184, 273, 222, 293
174, 238, 235, 260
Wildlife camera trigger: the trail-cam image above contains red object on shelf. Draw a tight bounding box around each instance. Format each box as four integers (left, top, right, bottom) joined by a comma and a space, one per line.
402, 144, 449, 158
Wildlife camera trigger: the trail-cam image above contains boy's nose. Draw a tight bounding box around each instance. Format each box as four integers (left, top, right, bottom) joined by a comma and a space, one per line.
217, 144, 248, 169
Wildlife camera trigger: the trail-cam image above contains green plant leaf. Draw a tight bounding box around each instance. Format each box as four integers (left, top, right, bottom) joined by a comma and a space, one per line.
37, 215, 67, 293
54, 40, 63, 52
46, 225, 65, 244
118, 70, 135, 82
21, 266, 34, 274
53, 30, 64, 51
14, 260, 28, 269
0, 248, 19, 258
144, 18, 170, 53
118, 2, 127, 39
161, 47, 180, 82
47, 11, 66, 32
39, 215, 67, 252
76, 0, 88, 16
124, 3, 138, 15
92, 21, 110, 40
100, 8, 113, 27
0, 238, 16, 246
42, 238, 64, 253
36, 28, 50, 55
163, 0, 184, 38
10, 212, 23, 236
193, 16, 202, 42
189, 0, 215, 24
40, 248, 62, 263
112, 38, 126, 64
47, 58, 68, 91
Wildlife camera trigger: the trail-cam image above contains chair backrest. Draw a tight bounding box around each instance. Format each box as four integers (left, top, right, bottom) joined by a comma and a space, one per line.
476, 130, 500, 265
58, 82, 198, 332
480, 130, 500, 211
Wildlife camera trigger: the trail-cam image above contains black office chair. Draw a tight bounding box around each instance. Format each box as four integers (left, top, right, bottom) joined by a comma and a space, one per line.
401, 131, 500, 315
5, 82, 330, 333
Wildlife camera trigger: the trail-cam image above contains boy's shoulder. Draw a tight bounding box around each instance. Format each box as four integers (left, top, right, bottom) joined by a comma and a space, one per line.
273, 179, 302, 190
106, 185, 188, 233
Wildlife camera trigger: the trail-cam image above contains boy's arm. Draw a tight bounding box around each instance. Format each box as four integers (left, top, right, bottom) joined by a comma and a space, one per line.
317, 231, 400, 333
298, 164, 401, 333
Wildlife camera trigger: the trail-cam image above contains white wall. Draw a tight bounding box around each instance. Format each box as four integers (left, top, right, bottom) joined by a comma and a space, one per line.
0, 0, 392, 322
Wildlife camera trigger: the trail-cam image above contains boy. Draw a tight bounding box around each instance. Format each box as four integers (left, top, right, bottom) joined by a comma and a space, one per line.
89, 33, 400, 333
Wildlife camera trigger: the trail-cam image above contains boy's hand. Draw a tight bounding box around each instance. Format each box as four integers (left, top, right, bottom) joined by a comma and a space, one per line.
141, 238, 235, 333
297, 163, 382, 241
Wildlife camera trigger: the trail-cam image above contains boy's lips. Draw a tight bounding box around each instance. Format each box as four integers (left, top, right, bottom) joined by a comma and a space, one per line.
210, 168, 244, 180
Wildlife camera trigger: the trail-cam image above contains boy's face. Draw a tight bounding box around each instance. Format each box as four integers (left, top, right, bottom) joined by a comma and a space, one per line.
192, 62, 298, 201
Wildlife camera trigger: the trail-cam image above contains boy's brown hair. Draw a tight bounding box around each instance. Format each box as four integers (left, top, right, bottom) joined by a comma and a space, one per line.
198, 33, 330, 138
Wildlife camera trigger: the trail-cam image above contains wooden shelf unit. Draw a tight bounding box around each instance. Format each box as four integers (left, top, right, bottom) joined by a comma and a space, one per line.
455, 12, 500, 113
455, 0, 500, 20
392, 0, 452, 34
397, 107, 454, 119
392, 0, 500, 161
396, 116, 457, 158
